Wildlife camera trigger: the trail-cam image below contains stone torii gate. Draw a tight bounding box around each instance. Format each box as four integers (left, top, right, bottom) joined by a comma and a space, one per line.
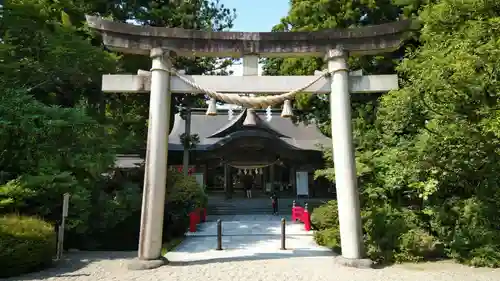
86, 16, 415, 269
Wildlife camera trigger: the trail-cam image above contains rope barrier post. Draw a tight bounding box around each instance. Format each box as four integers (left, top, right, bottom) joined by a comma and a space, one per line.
216, 219, 223, 251
281, 218, 286, 250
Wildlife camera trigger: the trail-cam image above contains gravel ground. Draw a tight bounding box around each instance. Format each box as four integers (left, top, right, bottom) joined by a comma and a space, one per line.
5, 251, 500, 281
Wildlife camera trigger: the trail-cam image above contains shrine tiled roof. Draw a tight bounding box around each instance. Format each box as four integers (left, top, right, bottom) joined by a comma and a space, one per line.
168, 108, 331, 151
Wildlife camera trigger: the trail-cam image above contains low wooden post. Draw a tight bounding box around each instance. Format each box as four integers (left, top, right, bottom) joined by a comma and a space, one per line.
216, 219, 223, 250
280, 218, 286, 250
56, 193, 70, 260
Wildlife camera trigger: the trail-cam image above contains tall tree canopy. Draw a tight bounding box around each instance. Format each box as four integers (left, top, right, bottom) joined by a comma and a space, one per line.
263, 0, 426, 133
1, 0, 236, 153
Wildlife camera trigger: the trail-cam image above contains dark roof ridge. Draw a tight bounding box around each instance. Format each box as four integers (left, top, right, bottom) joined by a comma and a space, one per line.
207, 108, 289, 139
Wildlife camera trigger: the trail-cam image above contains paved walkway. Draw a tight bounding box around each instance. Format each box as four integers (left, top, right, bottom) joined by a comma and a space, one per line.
166, 215, 332, 264
7, 215, 500, 281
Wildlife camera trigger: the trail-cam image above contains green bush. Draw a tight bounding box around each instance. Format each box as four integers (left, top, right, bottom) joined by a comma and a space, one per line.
163, 170, 207, 240
396, 228, 443, 262
0, 215, 56, 278
65, 179, 143, 251
314, 228, 341, 252
166, 170, 208, 210
310, 200, 338, 230
311, 200, 341, 252
430, 197, 500, 267
70, 169, 208, 250
362, 204, 425, 263
312, 201, 445, 264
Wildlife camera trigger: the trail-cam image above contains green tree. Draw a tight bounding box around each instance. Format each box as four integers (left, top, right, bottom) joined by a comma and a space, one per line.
1, 0, 236, 153
0, 88, 116, 234
262, 0, 426, 128
373, 0, 500, 266
0, 0, 119, 112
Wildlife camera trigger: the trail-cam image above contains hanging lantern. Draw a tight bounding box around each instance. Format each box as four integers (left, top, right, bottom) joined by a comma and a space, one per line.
206, 98, 217, 116
281, 99, 293, 118
244, 169, 248, 175
228, 106, 234, 120
243, 108, 258, 126
265, 106, 272, 122
255, 168, 259, 174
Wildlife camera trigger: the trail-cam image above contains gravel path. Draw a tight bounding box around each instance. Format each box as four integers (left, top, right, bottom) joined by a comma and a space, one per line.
5, 251, 500, 281
6, 216, 500, 281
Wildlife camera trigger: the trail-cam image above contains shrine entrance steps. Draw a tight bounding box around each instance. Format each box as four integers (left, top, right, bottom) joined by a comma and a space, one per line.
206, 195, 326, 216
207, 198, 290, 216
165, 215, 334, 264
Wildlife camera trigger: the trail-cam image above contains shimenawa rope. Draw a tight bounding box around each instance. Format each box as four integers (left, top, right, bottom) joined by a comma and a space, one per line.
169, 69, 332, 108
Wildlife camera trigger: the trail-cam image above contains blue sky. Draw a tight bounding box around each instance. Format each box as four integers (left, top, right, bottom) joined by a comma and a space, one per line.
214, 1, 290, 108
218, 0, 290, 77
218, 0, 290, 32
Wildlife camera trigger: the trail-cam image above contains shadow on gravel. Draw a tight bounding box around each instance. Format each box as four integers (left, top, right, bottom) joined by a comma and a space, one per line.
6, 251, 136, 281
167, 249, 337, 266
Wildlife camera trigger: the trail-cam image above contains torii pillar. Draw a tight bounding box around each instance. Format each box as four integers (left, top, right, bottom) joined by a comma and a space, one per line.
135, 48, 172, 269
86, 15, 416, 270
326, 48, 365, 262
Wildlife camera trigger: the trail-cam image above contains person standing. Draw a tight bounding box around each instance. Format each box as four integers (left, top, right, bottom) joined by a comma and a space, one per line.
247, 180, 253, 198
270, 192, 278, 215
243, 174, 253, 198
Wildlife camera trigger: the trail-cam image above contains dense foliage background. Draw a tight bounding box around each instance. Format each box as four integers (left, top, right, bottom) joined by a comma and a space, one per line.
0, 0, 227, 276
270, 0, 500, 267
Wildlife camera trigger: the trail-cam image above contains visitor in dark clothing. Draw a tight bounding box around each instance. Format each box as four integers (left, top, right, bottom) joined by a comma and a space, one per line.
270, 192, 278, 215
242, 174, 253, 198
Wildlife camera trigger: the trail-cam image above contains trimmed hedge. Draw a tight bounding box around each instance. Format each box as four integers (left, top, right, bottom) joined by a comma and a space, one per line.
0, 214, 56, 278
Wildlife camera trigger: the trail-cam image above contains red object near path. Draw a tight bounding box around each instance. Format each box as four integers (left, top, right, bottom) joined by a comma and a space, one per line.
303, 209, 311, 231
188, 208, 207, 232
292, 205, 311, 231
188, 211, 199, 232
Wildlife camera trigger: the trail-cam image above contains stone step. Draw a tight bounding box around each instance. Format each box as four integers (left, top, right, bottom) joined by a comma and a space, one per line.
208, 208, 290, 213
206, 198, 325, 216
207, 207, 291, 216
